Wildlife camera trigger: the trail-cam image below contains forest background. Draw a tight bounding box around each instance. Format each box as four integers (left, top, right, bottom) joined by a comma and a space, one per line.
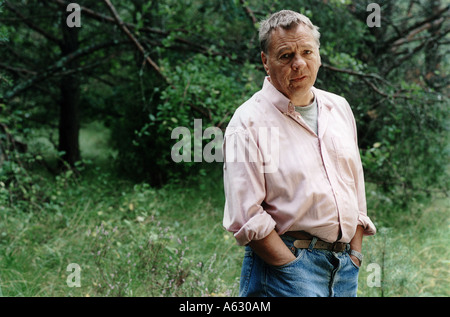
0, 0, 448, 297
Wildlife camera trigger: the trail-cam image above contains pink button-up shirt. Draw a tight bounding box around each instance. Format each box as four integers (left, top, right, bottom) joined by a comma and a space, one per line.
223, 78, 376, 246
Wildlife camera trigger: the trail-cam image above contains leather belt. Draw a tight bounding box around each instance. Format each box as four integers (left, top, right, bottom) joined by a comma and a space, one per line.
284, 231, 349, 252
292, 239, 349, 252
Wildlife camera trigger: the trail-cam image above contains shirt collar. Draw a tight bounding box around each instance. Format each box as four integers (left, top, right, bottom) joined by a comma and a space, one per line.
262, 77, 320, 115
261, 77, 293, 114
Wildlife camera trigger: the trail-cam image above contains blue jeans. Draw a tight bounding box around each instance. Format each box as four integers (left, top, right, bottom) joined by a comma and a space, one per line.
239, 236, 360, 297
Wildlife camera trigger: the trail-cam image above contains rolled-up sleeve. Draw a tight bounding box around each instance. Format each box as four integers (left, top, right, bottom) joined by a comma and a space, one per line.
358, 213, 377, 236
355, 154, 377, 236
222, 127, 276, 246
355, 168, 376, 236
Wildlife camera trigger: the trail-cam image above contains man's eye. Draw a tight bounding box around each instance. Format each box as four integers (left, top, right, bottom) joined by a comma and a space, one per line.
280, 53, 292, 59
304, 50, 312, 55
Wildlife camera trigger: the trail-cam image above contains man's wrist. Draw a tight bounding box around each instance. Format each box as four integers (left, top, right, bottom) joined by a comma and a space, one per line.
349, 225, 364, 266
248, 230, 296, 267
350, 249, 363, 266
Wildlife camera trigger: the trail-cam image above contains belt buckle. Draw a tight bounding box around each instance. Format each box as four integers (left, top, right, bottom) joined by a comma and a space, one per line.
329, 242, 337, 252
330, 242, 341, 252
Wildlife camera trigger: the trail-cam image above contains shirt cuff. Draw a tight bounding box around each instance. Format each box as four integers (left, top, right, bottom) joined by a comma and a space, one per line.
358, 213, 377, 236
233, 213, 277, 246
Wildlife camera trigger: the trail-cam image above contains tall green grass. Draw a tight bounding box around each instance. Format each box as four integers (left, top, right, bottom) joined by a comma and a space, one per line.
359, 193, 449, 296
0, 162, 242, 296
0, 122, 448, 297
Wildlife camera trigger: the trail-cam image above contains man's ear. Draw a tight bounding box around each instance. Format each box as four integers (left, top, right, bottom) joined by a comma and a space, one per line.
261, 51, 269, 75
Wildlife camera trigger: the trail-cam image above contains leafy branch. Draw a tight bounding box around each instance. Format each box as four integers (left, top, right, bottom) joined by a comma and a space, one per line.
103, 0, 169, 84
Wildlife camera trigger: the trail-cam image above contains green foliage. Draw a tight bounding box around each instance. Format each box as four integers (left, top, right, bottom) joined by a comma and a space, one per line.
0, 4, 448, 300
107, 72, 169, 185
0, 155, 447, 297
107, 48, 261, 185
0, 1, 11, 98
0, 160, 241, 297
360, 84, 449, 207
359, 193, 449, 296
1, 0, 447, 203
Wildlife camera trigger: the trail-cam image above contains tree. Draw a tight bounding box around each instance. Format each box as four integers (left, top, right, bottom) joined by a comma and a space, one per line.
0, 0, 447, 203
59, 12, 81, 167
0, 1, 127, 170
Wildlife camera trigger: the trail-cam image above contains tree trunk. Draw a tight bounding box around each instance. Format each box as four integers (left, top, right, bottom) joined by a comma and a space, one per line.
58, 17, 81, 168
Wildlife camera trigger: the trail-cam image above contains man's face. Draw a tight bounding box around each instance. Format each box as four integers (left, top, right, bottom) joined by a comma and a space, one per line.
261, 24, 321, 105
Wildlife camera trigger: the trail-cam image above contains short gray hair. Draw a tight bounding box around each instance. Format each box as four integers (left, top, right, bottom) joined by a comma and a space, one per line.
259, 10, 321, 54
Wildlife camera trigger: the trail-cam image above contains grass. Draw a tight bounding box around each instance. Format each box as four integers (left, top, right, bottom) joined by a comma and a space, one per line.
358, 194, 449, 297
0, 121, 448, 297
0, 162, 244, 296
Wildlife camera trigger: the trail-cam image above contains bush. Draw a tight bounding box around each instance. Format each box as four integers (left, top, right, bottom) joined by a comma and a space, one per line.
360, 84, 449, 207
110, 53, 260, 186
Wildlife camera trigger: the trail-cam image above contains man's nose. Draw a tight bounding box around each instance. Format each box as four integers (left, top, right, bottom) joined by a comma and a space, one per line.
292, 54, 306, 71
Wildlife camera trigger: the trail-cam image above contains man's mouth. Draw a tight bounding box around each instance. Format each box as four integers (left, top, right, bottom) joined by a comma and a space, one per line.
291, 76, 307, 82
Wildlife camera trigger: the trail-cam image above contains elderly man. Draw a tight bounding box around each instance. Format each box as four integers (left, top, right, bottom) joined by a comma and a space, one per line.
223, 10, 376, 297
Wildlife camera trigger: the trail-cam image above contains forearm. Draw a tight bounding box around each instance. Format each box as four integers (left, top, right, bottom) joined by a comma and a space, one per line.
248, 230, 296, 266
349, 225, 364, 266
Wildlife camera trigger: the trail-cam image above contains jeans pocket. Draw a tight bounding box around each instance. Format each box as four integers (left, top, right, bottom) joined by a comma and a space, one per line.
271, 248, 306, 270
348, 254, 360, 270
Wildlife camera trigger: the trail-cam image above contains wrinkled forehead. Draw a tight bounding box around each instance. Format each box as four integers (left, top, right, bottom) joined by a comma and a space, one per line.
268, 24, 318, 53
